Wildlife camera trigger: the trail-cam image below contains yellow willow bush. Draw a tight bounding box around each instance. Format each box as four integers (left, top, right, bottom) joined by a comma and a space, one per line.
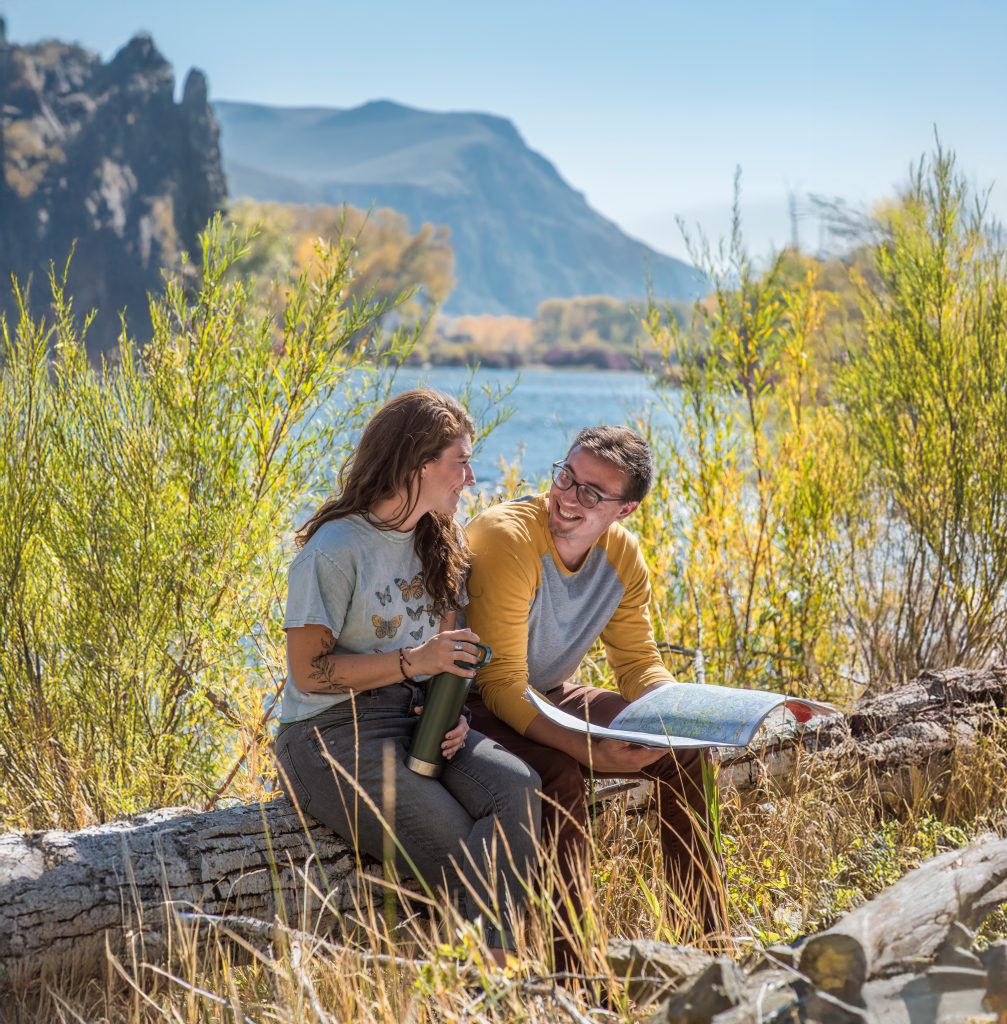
642, 147, 1007, 700
641, 205, 858, 702
0, 218, 408, 830
838, 144, 1007, 686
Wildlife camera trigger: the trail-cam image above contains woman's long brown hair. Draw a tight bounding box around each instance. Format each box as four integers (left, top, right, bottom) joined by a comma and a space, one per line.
296, 389, 475, 616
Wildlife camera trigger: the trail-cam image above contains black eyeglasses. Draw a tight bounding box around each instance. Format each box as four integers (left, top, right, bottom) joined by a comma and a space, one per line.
551, 461, 624, 509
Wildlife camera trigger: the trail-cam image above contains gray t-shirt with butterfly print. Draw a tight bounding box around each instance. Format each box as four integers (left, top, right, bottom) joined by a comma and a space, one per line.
279, 514, 443, 723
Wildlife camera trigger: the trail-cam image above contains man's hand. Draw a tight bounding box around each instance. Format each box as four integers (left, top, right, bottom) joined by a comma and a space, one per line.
578, 737, 667, 773
525, 714, 667, 773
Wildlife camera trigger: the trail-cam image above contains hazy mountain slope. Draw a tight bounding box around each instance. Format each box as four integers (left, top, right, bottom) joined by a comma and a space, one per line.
215, 99, 703, 315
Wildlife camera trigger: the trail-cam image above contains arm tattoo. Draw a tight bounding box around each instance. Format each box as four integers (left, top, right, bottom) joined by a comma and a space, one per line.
307, 629, 354, 694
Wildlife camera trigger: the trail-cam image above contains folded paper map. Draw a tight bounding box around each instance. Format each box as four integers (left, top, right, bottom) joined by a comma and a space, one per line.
525, 683, 837, 750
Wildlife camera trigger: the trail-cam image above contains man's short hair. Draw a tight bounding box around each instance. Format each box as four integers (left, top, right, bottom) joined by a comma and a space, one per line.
569, 425, 655, 503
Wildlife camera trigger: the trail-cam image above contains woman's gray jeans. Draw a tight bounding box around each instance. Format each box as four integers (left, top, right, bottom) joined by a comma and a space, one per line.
274, 682, 541, 949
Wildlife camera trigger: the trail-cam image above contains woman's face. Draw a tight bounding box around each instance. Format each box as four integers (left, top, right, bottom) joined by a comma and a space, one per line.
418, 436, 475, 516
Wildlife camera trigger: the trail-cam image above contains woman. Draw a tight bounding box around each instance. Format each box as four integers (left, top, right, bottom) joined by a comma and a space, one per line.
275, 389, 541, 957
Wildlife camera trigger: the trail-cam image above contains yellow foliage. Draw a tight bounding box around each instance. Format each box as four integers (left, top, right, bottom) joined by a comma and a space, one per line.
227, 199, 455, 327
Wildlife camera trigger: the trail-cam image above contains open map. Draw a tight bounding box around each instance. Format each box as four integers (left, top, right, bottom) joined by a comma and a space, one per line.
525, 683, 837, 749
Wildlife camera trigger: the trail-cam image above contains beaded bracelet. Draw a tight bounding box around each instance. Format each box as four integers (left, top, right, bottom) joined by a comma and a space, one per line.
399, 647, 415, 682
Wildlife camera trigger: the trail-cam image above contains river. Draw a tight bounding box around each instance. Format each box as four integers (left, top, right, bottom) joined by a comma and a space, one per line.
383, 367, 676, 489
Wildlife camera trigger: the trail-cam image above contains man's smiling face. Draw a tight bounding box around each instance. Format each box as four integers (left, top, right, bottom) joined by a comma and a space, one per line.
547, 444, 637, 552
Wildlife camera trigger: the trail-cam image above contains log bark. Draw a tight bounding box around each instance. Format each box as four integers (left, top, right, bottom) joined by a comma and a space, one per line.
0, 800, 362, 990
797, 833, 1007, 990
1, 666, 1004, 991
627, 836, 1007, 1023
792, 832, 1007, 1022
716, 665, 1007, 802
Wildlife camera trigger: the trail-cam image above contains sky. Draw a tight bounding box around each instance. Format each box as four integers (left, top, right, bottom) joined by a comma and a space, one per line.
4, 1, 1005, 263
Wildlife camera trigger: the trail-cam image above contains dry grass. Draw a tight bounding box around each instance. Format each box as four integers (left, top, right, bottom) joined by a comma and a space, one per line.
6, 713, 1007, 1023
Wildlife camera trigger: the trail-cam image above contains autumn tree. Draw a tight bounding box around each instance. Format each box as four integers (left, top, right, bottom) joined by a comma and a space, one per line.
227, 200, 455, 325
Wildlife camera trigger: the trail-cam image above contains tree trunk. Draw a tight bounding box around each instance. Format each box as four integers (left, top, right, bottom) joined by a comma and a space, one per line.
798, 832, 1007, 978
717, 665, 1007, 804
624, 833, 1007, 1023
795, 832, 1007, 1021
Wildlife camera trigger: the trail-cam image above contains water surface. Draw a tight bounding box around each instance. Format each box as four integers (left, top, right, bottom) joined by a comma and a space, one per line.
387, 367, 675, 487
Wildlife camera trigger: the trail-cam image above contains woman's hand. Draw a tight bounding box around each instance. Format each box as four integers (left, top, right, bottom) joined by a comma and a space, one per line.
404, 627, 481, 678
410, 709, 469, 760
441, 715, 469, 760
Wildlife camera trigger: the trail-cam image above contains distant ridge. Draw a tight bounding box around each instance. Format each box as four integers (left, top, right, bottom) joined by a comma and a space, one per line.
215, 99, 704, 316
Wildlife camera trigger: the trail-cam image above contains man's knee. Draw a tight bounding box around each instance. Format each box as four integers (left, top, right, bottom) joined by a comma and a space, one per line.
645, 749, 710, 825
536, 753, 583, 798
652, 746, 707, 789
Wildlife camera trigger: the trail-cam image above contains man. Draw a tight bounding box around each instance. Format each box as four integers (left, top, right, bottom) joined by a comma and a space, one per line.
464, 425, 722, 954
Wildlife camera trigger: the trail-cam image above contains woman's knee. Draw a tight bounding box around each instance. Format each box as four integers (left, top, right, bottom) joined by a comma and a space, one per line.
489, 751, 543, 831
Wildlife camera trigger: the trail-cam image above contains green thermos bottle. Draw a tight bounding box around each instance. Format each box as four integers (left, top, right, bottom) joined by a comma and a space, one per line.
406, 643, 492, 777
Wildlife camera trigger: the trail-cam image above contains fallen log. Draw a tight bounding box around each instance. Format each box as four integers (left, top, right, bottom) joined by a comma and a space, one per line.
716, 665, 1007, 803
0, 800, 363, 991
1, 666, 1005, 991
796, 832, 1007, 1001
617, 833, 1007, 1023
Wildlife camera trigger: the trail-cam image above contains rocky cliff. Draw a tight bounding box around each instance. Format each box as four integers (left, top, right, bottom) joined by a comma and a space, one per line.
0, 23, 226, 352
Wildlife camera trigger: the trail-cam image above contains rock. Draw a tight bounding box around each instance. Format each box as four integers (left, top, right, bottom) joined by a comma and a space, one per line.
606, 937, 714, 1005
0, 31, 226, 353
647, 957, 745, 1024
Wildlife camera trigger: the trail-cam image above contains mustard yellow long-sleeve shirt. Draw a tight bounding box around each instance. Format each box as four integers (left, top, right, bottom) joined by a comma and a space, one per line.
465, 494, 671, 734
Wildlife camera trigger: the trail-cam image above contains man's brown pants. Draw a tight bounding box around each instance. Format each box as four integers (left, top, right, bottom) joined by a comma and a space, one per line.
467, 682, 723, 966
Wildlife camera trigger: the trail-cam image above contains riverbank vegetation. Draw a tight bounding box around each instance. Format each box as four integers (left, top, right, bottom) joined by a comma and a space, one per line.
640, 146, 1007, 703
227, 198, 689, 369
2, 145, 1006, 1020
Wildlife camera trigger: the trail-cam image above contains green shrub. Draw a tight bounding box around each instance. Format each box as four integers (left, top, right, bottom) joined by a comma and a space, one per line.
0, 219, 403, 829
642, 198, 855, 701
643, 148, 1007, 698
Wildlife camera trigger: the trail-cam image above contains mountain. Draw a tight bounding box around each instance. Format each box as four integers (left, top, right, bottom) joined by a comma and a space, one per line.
214, 99, 704, 316
0, 26, 226, 351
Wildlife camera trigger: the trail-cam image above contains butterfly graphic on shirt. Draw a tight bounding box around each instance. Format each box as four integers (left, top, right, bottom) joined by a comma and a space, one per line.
372, 615, 402, 639
424, 603, 438, 626
406, 604, 425, 621
374, 585, 392, 607
410, 627, 424, 641
395, 574, 424, 601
